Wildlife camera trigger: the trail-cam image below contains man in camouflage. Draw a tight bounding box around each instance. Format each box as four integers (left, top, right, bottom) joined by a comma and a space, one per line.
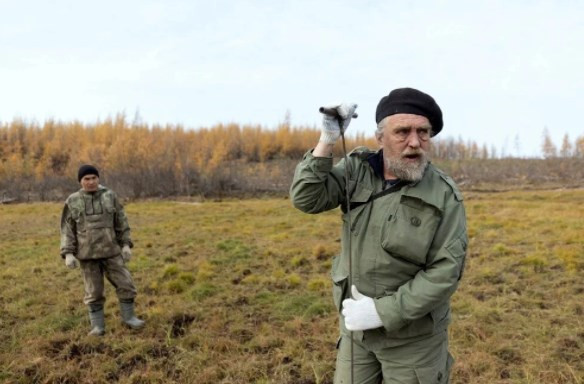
60, 164, 145, 336
290, 88, 467, 383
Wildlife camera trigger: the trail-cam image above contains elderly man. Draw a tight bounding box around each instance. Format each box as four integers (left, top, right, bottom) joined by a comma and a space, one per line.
60, 164, 145, 336
290, 88, 467, 383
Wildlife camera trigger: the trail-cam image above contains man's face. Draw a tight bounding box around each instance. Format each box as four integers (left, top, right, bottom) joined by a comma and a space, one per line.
376, 113, 432, 182
80, 174, 99, 192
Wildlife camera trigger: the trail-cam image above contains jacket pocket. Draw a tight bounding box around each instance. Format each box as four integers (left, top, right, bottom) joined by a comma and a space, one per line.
330, 255, 349, 313
381, 195, 441, 266
414, 348, 452, 383
383, 314, 434, 339
85, 214, 110, 229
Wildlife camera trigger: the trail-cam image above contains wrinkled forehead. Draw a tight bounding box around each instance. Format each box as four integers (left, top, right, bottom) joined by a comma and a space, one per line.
385, 113, 432, 130
81, 174, 99, 181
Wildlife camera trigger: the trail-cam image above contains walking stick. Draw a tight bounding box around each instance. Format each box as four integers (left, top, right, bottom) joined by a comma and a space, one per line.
319, 106, 358, 384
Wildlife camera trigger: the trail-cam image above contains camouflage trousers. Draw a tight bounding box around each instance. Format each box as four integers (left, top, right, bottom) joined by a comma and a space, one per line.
334, 330, 453, 384
79, 255, 137, 305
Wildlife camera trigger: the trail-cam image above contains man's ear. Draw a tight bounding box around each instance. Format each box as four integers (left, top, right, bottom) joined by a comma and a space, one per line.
375, 133, 384, 148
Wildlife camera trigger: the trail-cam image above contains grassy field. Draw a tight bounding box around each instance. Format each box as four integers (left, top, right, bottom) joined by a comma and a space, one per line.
0, 190, 583, 384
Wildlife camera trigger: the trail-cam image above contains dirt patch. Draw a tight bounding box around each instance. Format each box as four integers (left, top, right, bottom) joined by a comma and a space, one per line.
556, 338, 581, 363
146, 345, 175, 358
64, 341, 110, 360
170, 313, 197, 338
494, 347, 524, 364
118, 354, 147, 375
42, 338, 70, 358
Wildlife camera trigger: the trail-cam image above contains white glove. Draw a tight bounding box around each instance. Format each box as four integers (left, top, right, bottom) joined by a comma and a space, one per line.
65, 253, 78, 269
319, 103, 358, 144
342, 285, 383, 331
122, 245, 132, 262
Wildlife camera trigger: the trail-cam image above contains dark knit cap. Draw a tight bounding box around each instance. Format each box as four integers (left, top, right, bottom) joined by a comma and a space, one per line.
78, 164, 99, 182
375, 87, 443, 136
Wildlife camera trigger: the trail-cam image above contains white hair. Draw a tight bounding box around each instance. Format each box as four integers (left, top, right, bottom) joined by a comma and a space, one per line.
375, 117, 388, 140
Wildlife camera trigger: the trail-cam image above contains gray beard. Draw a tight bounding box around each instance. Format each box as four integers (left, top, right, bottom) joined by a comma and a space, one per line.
384, 153, 429, 182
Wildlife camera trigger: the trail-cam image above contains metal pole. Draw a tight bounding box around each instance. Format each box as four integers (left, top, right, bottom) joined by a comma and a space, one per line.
320, 106, 356, 384
339, 125, 354, 384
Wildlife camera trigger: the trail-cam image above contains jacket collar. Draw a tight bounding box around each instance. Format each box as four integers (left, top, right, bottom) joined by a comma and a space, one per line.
79, 185, 106, 195
366, 149, 385, 180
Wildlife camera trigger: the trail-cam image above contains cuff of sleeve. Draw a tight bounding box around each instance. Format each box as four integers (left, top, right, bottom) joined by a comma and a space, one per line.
304, 149, 333, 159
303, 149, 334, 172
61, 251, 73, 259
374, 295, 409, 333
310, 155, 335, 177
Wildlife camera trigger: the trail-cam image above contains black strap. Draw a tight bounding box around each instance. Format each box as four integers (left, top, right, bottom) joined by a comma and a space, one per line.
343, 180, 408, 212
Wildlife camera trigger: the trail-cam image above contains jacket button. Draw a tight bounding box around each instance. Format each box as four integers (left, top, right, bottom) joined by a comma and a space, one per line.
410, 216, 421, 227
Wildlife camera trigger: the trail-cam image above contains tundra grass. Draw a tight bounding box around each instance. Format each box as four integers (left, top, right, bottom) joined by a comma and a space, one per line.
0, 191, 582, 383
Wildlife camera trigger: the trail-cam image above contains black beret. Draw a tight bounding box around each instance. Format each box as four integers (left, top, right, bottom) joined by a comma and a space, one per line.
78, 164, 99, 182
375, 87, 443, 136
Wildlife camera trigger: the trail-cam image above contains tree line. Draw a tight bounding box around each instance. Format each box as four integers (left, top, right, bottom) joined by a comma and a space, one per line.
1, 115, 583, 201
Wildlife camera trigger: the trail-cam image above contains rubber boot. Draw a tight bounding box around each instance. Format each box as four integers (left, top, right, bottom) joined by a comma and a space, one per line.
88, 304, 106, 336
120, 300, 145, 329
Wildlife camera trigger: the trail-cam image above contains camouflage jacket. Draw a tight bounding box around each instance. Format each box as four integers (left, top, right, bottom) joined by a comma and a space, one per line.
290, 147, 467, 347
60, 186, 133, 260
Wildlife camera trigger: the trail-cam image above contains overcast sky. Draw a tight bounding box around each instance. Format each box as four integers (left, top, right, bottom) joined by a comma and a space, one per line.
1, 0, 582, 157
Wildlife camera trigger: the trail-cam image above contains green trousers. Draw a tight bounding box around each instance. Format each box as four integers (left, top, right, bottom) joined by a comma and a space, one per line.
334, 330, 453, 384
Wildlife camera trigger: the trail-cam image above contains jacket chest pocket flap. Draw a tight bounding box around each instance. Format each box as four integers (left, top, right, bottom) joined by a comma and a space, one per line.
85, 208, 114, 230
381, 195, 442, 266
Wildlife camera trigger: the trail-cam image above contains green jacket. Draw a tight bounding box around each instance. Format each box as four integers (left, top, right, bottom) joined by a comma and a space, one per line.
290, 147, 467, 347
60, 186, 133, 260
